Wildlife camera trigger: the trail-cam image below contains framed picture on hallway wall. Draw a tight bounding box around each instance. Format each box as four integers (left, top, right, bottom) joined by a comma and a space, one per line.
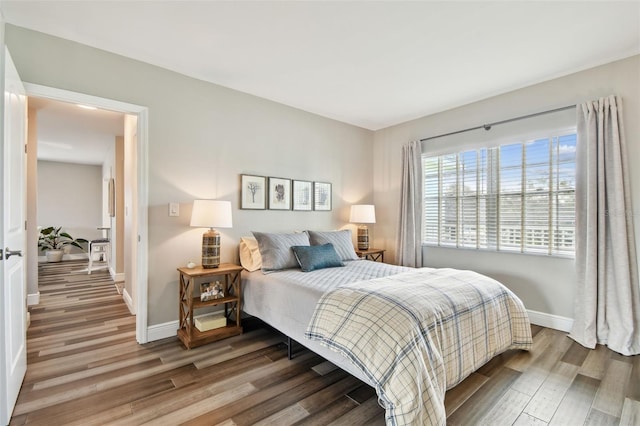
108, 178, 115, 217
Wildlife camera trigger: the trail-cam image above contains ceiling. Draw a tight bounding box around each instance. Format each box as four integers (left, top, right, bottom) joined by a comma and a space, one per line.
29, 97, 124, 165
3, 1, 640, 133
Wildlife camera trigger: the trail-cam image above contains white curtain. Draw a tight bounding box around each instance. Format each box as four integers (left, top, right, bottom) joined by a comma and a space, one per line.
569, 95, 640, 356
397, 140, 423, 267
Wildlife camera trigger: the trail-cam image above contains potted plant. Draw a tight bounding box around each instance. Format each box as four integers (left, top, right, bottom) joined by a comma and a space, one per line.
38, 226, 88, 262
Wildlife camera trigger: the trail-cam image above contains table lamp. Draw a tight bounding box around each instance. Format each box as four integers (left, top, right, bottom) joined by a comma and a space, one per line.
190, 200, 233, 268
350, 204, 376, 250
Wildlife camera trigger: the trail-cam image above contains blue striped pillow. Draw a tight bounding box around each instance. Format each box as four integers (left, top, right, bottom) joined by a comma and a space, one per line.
291, 243, 344, 272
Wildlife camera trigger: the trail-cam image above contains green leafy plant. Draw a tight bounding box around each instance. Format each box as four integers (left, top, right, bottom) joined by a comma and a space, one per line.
38, 226, 88, 252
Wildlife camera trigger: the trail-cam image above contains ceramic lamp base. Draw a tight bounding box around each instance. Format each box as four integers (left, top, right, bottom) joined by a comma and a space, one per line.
202, 229, 221, 268
357, 225, 369, 250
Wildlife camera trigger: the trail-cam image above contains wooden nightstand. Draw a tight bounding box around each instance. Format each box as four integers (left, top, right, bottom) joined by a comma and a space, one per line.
177, 263, 243, 349
355, 248, 385, 262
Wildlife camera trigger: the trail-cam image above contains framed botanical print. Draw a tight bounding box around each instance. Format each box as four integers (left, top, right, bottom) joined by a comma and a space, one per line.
292, 180, 313, 211
241, 174, 266, 209
268, 177, 291, 210
313, 182, 332, 211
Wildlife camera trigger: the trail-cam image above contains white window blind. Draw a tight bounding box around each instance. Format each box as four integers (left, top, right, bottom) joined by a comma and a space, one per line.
423, 132, 576, 256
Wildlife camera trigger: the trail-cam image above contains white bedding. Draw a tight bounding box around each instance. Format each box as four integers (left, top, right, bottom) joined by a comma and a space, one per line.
241, 260, 411, 383
241, 260, 532, 425
306, 268, 532, 425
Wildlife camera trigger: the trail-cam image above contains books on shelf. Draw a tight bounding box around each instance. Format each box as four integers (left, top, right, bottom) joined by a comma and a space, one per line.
195, 313, 227, 332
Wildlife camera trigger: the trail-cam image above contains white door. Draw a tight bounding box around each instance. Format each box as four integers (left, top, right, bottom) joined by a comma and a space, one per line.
0, 47, 27, 425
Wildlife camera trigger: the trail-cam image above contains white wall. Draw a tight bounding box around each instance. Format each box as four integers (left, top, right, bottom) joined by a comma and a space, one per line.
26, 107, 38, 298
102, 142, 115, 263
102, 135, 125, 281
373, 55, 640, 320
114, 135, 125, 279
37, 160, 103, 246
123, 114, 137, 311
5, 25, 374, 325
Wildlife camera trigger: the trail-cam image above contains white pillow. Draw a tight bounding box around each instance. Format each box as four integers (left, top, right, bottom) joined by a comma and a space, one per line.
239, 237, 262, 272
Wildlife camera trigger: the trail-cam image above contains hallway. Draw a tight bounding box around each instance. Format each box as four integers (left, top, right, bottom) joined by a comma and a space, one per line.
11, 259, 136, 424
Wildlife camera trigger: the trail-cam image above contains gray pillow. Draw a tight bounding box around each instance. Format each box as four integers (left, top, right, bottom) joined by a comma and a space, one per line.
306, 229, 359, 261
252, 231, 310, 273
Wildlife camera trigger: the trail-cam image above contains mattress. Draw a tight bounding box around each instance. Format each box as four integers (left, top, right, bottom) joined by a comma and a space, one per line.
241, 259, 411, 384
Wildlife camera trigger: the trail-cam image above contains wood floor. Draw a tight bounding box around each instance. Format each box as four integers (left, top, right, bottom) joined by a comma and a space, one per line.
9, 259, 640, 425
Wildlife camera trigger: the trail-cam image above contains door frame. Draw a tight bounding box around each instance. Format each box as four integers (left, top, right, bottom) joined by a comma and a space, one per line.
25, 83, 150, 344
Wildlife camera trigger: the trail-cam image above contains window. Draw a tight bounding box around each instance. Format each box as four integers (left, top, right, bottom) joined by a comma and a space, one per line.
423, 132, 576, 256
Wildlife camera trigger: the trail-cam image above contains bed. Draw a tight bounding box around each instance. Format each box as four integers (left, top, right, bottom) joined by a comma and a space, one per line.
240, 231, 532, 425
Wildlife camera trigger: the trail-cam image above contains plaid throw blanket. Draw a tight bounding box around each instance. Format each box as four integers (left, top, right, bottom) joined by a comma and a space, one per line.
305, 268, 532, 426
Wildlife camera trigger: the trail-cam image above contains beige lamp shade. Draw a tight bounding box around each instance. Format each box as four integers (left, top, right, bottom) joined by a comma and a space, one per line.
350, 204, 376, 250
190, 200, 232, 268
190, 200, 233, 229
349, 204, 376, 224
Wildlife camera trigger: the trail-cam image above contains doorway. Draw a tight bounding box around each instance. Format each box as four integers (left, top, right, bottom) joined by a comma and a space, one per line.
25, 83, 149, 344
30, 96, 124, 270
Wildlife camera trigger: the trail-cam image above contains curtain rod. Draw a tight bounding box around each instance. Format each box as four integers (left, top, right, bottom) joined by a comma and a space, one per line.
419, 104, 576, 143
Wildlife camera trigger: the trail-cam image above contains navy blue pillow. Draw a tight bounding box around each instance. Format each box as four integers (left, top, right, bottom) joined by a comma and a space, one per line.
291, 243, 344, 272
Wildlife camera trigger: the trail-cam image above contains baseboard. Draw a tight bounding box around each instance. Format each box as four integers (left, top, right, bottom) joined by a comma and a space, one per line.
527, 309, 573, 332
111, 271, 124, 282
147, 320, 179, 342
38, 254, 88, 262
27, 292, 40, 306
144, 308, 226, 343
122, 288, 135, 315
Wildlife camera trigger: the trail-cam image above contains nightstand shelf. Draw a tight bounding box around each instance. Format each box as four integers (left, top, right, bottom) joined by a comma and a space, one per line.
192, 295, 238, 309
177, 320, 241, 349
177, 263, 244, 349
